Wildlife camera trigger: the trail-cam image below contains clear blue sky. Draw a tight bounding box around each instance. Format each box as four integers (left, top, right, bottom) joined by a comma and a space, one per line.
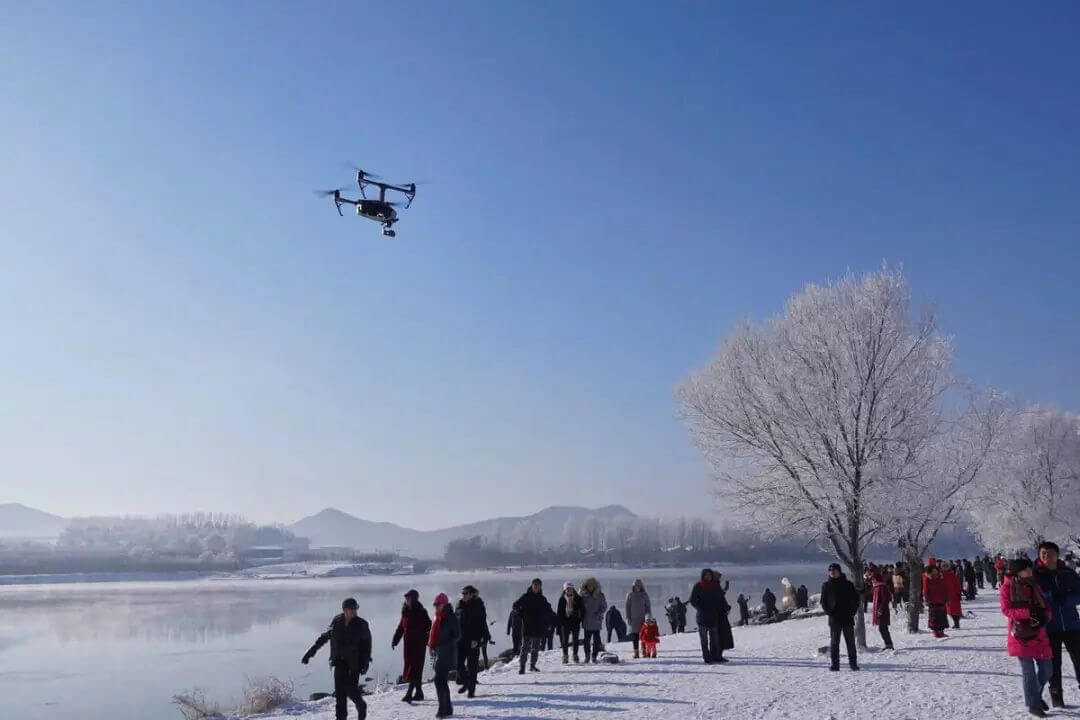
2, 2, 1078, 528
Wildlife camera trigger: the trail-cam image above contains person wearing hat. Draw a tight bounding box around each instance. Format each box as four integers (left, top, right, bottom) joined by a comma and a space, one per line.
392, 589, 431, 704
301, 597, 372, 720
512, 578, 553, 674
429, 592, 460, 719
1003, 557, 1054, 717
455, 584, 489, 698
556, 582, 584, 663
820, 563, 859, 671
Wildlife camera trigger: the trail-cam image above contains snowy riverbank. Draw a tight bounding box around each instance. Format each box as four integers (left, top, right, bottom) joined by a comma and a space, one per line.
246, 594, 1076, 720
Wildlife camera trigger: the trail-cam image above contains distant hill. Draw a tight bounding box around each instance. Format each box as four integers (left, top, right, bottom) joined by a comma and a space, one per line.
290, 505, 638, 559
0, 503, 68, 539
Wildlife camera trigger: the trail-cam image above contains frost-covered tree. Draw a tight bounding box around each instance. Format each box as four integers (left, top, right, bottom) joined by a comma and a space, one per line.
882, 389, 1011, 632
969, 406, 1080, 551
678, 267, 951, 646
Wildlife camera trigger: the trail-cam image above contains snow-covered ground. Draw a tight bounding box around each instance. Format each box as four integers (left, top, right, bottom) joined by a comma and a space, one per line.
250, 594, 1078, 720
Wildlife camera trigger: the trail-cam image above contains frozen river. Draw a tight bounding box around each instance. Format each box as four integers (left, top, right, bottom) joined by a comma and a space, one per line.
0, 563, 825, 720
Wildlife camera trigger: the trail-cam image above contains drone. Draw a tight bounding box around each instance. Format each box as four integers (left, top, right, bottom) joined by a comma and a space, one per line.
317, 169, 417, 237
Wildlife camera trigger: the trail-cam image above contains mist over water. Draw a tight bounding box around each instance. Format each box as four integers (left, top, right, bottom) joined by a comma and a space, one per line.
0, 564, 825, 720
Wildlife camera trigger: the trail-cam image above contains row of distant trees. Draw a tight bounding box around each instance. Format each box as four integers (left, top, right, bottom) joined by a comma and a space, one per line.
0, 513, 309, 573
678, 265, 1080, 641
443, 517, 828, 571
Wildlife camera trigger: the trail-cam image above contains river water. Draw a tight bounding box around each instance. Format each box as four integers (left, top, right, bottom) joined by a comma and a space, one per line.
1, 563, 825, 720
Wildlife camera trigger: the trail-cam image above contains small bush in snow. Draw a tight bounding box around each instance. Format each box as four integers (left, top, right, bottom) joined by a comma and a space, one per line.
170, 688, 223, 720
237, 675, 295, 715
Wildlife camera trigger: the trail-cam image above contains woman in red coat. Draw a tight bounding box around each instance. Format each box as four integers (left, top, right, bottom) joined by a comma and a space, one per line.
941, 561, 964, 628
391, 589, 432, 704
871, 570, 894, 650
923, 565, 950, 638
1001, 558, 1053, 716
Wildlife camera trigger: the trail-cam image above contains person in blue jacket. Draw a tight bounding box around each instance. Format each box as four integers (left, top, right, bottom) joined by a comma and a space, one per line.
1036, 541, 1080, 709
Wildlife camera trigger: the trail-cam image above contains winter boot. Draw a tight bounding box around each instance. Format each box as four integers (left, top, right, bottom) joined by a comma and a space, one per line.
633, 649, 640, 659
402, 691, 413, 704
414, 689, 425, 701
562, 651, 569, 664
1051, 695, 1065, 709
529, 664, 540, 672
1028, 706, 1047, 718
573, 651, 580, 663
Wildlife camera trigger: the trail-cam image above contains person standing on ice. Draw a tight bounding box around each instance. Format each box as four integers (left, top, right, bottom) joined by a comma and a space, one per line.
963, 559, 978, 601
974, 556, 986, 590
1003, 558, 1054, 717
556, 582, 583, 664
391, 589, 431, 704
690, 568, 723, 663
454, 585, 488, 698
821, 563, 859, 672
1034, 541, 1080, 709
625, 579, 652, 659
580, 577, 608, 662
429, 592, 459, 719
923, 564, 950, 638
605, 603, 628, 643
301, 597, 371, 720
762, 587, 778, 618
736, 593, 750, 625
941, 561, 964, 628
871, 569, 894, 650
512, 578, 553, 674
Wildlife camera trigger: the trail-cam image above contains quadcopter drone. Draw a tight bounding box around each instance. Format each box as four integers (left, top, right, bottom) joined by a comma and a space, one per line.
317, 169, 417, 237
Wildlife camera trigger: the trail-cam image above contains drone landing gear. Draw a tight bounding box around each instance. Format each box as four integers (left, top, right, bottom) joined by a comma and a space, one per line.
382, 227, 397, 238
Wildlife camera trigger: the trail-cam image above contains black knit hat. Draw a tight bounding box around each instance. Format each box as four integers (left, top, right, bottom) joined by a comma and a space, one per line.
828, 563, 842, 573
342, 597, 359, 610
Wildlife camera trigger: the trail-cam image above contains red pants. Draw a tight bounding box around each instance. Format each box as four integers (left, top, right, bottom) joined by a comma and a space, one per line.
641, 641, 658, 658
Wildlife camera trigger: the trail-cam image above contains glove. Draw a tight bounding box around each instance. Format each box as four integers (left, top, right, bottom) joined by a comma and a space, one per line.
471, 640, 479, 649
301, 652, 312, 665
391, 642, 398, 650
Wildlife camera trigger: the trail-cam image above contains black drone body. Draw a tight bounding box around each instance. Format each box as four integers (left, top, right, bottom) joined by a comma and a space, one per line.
318, 170, 417, 237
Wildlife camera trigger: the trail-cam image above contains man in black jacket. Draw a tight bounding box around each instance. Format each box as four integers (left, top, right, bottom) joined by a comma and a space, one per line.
820, 563, 859, 672
689, 568, 724, 663
455, 585, 490, 698
512, 578, 553, 674
302, 597, 371, 720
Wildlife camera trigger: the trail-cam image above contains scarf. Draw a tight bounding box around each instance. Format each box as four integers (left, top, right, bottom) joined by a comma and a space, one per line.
428, 605, 448, 650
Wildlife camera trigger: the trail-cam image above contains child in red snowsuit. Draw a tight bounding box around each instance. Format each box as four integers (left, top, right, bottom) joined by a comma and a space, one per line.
640, 616, 661, 658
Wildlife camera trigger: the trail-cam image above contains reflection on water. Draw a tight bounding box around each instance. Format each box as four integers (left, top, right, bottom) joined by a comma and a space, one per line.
0, 564, 824, 720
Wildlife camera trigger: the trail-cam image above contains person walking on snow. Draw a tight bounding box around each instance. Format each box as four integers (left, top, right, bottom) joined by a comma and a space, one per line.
301, 597, 371, 720
665, 596, 686, 634
580, 577, 608, 662
429, 593, 460, 719
512, 578, 553, 674
1003, 558, 1054, 717
941, 561, 964, 628
639, 615, 661, 658
391, 589, 431, 704
796, 584, 809, 610
625, 578, 652, 659
690, 568, 725, 663
736, 594, 750, 626
963, 559, 978, 601
821, 563, 859, 671
762, 587, 778, 618
506, 606, 522, 657
974, 556, 986, 590
871, 569, 894, 650
924, 564, 950, 638
556, 582, 584, 664
605, 603, 627, 643
454, 585, 489, 698
1035, 541, 1080, 709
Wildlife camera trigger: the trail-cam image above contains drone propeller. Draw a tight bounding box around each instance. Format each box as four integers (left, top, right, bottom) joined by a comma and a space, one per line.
345, 164, 382, 180
314, 187, 348, 197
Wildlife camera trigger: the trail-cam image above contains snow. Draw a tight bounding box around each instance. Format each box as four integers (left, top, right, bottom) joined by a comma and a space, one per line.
244, 594, 1076, 720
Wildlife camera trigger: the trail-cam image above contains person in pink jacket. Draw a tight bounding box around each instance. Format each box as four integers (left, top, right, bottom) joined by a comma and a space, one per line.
1002, 558, 1054, 717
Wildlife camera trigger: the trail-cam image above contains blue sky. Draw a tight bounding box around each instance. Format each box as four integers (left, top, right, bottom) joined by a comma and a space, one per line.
2, 2, 1078, 528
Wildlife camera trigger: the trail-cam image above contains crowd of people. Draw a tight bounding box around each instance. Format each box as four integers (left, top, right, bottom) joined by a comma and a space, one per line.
298, 548, 1080, 720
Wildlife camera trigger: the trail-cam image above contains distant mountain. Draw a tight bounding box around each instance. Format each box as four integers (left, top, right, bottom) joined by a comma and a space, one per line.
290, 505, 638, 559
0, 503, 68, 539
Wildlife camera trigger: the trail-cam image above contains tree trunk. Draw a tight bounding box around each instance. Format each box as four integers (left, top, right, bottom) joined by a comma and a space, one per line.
849, 553, 867, 648
905, 555, 925, 634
